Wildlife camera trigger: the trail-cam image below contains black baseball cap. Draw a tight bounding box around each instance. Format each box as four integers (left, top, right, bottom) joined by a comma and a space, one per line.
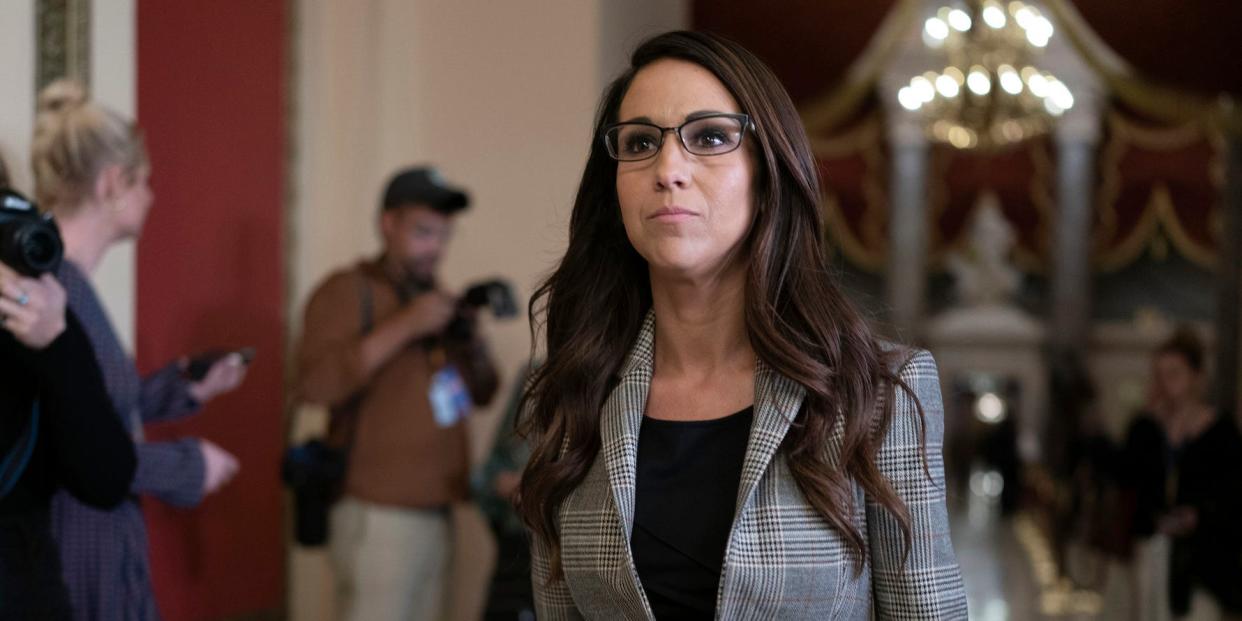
381, 166, 470, 213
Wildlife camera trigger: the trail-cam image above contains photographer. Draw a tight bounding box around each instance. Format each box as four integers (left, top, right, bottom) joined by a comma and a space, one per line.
0, 192, 136, 617
296, 166, 499, 621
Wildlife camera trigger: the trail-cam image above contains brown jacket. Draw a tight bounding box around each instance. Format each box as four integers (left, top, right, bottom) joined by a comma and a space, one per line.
296, 258, 499, 508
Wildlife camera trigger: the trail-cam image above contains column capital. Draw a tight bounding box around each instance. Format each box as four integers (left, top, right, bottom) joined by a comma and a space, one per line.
887, 111, 930, 151
1054, 81, 1104, 146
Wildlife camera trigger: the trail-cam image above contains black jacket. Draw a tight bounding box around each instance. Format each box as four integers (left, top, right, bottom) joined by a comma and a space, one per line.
0, 311, 136, 619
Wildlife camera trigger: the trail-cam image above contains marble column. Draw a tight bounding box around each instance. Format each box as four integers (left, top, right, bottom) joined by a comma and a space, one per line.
1050, 85, 1102, 353
886, 116, 931, 339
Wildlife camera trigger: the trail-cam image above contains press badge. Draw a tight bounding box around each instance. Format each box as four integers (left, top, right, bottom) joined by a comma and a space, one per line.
429, 364, 472, 428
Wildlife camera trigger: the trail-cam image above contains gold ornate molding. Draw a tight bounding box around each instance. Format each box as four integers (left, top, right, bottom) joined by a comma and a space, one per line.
1094, 112, 1223, 272
36, 0, 91, 92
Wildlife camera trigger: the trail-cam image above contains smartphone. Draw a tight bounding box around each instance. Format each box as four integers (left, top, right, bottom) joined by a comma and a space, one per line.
185, 347, 256, 381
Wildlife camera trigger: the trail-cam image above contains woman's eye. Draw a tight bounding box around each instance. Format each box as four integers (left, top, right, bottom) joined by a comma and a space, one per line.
624, 133, 659, 154
694, 130, 729, 147
688, 122, 738, 150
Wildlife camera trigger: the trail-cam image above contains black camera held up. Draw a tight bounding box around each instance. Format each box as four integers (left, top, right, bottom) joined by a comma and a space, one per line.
445, 278, 518, 340
0, 189, 63, 277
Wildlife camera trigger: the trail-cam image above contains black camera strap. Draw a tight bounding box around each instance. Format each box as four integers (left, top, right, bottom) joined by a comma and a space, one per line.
0, 402, 40, 498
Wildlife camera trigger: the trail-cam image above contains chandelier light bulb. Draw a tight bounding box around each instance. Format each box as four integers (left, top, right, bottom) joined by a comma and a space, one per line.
912, 76, 937, 102
1048, 80, 1074, 109
898, 87, 923, 111
948, 126, 976, 149
982, 4, 1007, 28
947, 9, 973, 32
1014, 6, 1036, 29
967, 70, 992, 95
1035, 15, 1054, 36
1026, 72, 1049, 97
936, 74, 961, 98
925, 17, 950, 40
998, 66, 1023, 94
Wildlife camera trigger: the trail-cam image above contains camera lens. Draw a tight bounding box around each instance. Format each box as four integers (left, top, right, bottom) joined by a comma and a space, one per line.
20, 226, 61, 272
1, 222, 63, 276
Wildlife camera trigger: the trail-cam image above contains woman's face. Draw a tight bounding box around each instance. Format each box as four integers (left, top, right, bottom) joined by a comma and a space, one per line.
1152, 351, 1201, 407
113, 165, 154, 240
614, 59, 755, 281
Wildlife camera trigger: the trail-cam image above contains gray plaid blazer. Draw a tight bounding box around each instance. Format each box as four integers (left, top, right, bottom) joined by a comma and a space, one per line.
532, 313, 967, 619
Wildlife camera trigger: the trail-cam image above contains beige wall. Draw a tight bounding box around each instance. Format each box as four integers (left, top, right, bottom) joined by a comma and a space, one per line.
0, 1, 36, 196
288, 2, 686, 618
91, 0, 137, 351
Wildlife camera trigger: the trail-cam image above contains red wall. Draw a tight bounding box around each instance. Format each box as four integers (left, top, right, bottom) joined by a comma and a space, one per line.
135, 1, 287, 618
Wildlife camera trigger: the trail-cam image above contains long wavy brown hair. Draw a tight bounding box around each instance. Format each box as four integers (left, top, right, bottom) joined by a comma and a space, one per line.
517, 30, 926, 580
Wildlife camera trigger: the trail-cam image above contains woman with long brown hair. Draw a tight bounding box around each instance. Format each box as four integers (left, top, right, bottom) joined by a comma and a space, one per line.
517, 31, 965, 619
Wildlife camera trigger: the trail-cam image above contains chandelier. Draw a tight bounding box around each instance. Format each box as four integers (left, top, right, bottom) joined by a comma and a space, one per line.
897, 0, 1074, 150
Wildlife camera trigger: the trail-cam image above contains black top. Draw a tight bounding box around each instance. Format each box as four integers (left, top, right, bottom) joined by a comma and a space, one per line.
0, 311, 136, 619
632, 406, 753, 620
1123, 412, 1242, 614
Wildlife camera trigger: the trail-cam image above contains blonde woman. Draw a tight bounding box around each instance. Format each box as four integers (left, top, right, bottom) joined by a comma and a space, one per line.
33, 80, 248, 620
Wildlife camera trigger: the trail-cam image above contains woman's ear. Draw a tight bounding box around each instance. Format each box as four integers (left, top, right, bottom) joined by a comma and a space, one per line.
92, 163, 126, 205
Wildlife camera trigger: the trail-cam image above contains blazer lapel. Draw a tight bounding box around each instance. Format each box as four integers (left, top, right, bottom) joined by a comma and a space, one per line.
598, 311, 655, 543
601, 316, 811, 532
597, 314, 818, 620
732, 358, 806, 516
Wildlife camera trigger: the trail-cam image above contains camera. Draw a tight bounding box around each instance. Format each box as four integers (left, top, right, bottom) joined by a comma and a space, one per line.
445, 278, 518, 340
0, 189, 63, 277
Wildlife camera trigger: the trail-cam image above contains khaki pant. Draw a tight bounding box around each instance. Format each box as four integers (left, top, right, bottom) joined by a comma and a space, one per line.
330, 497, 451, 621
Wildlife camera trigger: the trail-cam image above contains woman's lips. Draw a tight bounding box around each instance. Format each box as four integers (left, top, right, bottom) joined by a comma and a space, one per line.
649, 206, 699, 221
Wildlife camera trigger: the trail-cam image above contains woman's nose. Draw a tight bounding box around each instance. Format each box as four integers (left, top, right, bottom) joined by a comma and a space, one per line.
652, 132, 690, 191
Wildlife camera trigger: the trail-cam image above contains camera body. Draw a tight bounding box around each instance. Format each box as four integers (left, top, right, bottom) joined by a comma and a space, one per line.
445, 278, 517, 340
0, 190, 63, 277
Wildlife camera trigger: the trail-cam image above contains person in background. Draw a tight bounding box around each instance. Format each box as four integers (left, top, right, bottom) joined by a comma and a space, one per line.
1123, 327, 1242, 620
31, 79, 248, 621
475, 363, 537, 620
296, 166, 499, 621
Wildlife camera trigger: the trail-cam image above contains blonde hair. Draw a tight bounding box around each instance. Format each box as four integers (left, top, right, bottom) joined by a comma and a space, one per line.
31, 79, 148, 209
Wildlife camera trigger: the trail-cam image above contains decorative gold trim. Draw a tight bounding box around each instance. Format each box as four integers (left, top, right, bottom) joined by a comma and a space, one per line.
926, 145, 954, 267
1094, 112, 1223, 272
808, 113, 883, 156
1150, 185, 1217, 268
1095, 184, 1217, 272
1020, 140, 1056, 273
1094, 115, 1128, 252
36, 0, 91, 92
1110, 112, 1206, 151
823, 192, 887, 271
1045, 0, 1242, 136
799, 0, 920, 134
859, 126, 889, 264
815, 115, 890, 271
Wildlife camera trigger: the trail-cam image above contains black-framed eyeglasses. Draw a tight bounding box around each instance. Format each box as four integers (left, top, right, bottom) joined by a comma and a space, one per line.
602, 113, 753, 162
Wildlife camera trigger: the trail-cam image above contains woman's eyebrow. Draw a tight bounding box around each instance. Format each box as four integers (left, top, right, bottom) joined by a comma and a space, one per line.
684, 109, 729, 120
616, 110, 731, 125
